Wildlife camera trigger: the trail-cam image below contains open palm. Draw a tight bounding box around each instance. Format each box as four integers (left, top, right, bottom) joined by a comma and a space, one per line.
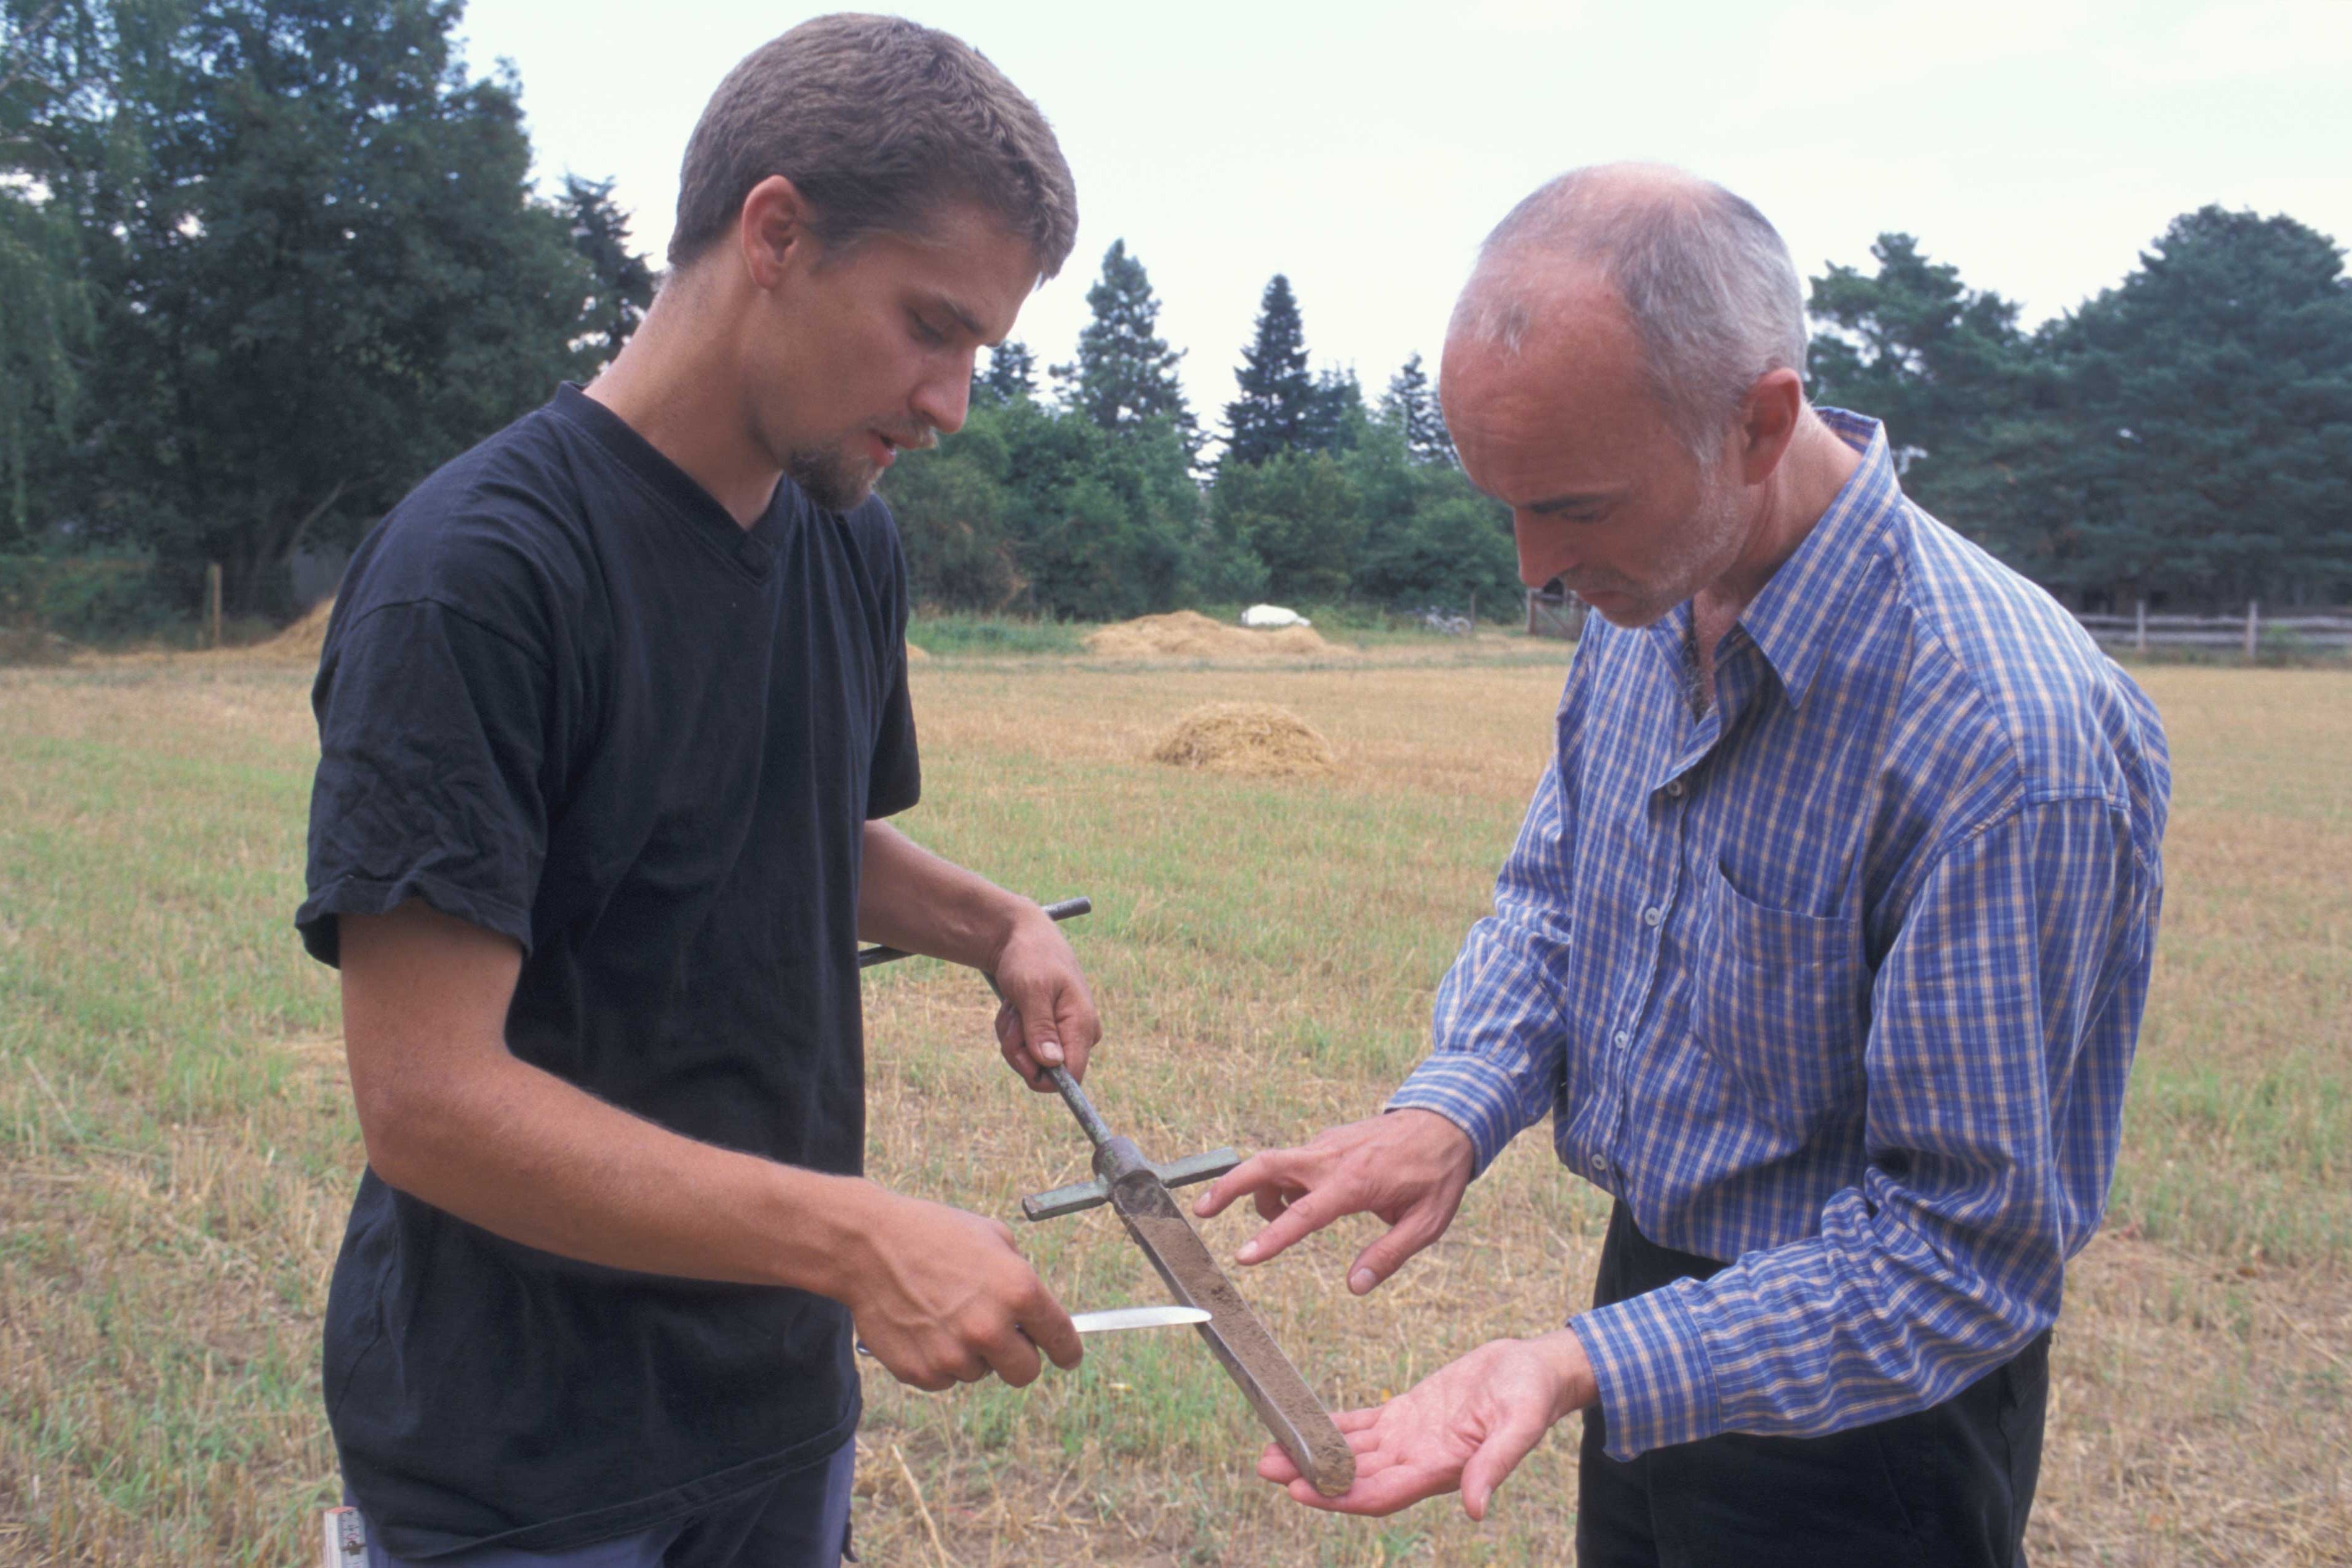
1257, 1335, 1590, 1521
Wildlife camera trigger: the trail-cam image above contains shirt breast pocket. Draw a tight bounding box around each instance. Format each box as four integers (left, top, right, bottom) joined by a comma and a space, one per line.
1690, 858, 1869, 1130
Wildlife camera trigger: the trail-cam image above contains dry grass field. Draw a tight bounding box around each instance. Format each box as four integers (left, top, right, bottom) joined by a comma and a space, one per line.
1, 638, 2346, 1566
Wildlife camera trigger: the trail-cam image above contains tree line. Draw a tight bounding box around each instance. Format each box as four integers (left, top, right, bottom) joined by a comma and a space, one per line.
1807, 215, 2352, 611
884, 246, 1514, 621
4, 0, 2346, 632
1, 0, 653, 621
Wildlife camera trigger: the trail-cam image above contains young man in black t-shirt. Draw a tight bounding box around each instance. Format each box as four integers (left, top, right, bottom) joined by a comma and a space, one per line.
299, 19, 1090, 1565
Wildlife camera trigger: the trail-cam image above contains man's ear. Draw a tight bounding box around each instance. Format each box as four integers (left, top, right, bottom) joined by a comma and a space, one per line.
736, 176, 819, 293
1737, 368, 1806, 485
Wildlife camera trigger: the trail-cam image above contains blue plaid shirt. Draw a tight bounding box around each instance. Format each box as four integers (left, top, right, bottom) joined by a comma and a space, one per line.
1389, 410, 2169, 1460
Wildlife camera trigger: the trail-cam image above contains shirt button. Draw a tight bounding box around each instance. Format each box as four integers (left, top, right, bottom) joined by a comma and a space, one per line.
1642, 906, 1663, 927
1666, 779, 1686, 798
1591, 1154, 1608, 1173
1613, 1030, 1629, 1047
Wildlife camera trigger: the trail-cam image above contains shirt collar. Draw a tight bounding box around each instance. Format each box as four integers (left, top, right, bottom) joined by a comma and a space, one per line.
1726, 407, 1902, 711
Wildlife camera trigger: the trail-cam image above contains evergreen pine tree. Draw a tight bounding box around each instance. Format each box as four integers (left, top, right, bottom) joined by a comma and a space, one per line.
1380, 353, 1455, 466
1806, 233, 2032, 491
2053, 205, 2352, 606
1305, 366, 1366, 454
1223, 273, 1316, 465
1058, 240, 1194, 444
973, 338, 1037, 405
561, 174, 655, 373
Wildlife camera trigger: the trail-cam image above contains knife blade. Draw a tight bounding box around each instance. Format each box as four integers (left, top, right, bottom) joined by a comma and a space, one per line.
1070, 1305, 1213, 1334
855, 1304, 1210, 1359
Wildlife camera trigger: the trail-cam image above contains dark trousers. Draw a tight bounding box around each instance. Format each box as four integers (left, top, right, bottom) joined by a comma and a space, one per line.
1576, 1203, 2047, 1568
352, 1439, 855, 1568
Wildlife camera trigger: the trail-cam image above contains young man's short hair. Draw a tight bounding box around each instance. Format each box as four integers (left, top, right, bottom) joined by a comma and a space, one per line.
670, 13, 1079, 278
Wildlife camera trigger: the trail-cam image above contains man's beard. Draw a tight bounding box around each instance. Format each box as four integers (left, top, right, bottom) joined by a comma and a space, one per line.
1583, 465, 1749, 627
785, 443, 879, 514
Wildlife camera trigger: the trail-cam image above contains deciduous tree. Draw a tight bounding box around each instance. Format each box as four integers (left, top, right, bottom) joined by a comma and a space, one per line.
33, 0, 599, 612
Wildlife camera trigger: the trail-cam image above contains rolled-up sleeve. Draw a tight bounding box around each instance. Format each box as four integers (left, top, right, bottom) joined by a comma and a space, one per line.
1388, 759, 1579, 1174
296, 600, 555, 967
1574, 793, 2154, 1457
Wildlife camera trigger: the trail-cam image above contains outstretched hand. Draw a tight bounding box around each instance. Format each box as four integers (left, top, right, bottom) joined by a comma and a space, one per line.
1258, 1332, 1596, 1520
1191, 1109, 1475, 1294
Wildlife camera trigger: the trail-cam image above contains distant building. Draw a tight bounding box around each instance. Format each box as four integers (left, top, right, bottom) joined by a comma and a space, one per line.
1525, 578, 1587, 640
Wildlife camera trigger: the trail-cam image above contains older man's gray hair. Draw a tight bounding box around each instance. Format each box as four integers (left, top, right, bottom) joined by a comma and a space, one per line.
1451, 165, 1808, 466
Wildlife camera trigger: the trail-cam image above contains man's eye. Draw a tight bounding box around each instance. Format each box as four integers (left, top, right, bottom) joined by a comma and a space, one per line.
910, 314, 947, 345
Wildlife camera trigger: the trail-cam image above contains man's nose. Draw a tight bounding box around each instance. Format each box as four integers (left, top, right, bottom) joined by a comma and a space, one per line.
1514, 513, 1579, 590
915, 363, 971, 438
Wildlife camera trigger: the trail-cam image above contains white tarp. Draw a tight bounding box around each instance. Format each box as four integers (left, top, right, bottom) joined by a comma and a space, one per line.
1239, 603, 1311, 629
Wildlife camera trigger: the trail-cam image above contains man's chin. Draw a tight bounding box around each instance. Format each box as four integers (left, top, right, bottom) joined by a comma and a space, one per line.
786, 449, 879, 514
1579, 590, 1668, 629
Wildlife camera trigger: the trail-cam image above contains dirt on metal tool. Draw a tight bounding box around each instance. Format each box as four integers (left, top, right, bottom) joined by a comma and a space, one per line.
858, 895, 1357, 1498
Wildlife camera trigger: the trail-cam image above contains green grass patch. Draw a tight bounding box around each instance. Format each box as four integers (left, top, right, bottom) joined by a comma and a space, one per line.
910, 611, 1090, 656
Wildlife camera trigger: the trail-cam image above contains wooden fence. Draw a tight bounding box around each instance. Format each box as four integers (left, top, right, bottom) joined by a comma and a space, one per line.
1519, 588, 2347, 661
2075, 602, 2352, 661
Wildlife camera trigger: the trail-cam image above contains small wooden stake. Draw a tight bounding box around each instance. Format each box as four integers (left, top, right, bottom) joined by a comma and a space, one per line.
205, 562, 223, 649
2245, 600, 2259, 663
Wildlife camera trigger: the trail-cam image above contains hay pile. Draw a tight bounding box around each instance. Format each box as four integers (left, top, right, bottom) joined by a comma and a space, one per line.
257, 598, 336, 661
1082, 610, 1333, 661
1148, 702, 1336, 778
905, 642, 931, 663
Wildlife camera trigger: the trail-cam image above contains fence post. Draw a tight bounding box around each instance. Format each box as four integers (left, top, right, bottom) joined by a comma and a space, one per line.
2244, 600, 2259, 664
2134, 597, 2147, 655
205, 562, 223, 650
1468, 590, 1476, 632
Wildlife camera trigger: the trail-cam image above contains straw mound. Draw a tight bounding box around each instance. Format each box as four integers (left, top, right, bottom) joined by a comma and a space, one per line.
1149, 702, 1337, 778
1082, 610, 1333, 661
257, 598, 336, 661
905, 641, 931, 663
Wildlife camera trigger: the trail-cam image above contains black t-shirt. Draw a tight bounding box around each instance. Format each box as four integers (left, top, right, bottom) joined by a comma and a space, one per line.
296, 384, 921, 1559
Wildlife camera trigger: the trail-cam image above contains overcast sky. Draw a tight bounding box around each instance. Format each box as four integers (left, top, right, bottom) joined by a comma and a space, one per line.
457, 0, 2352, 416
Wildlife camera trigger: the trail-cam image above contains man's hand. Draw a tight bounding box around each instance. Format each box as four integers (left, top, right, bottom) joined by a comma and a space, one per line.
1191, 1109, 1475, 1294
988, 903, 1101, 1092
839, 1187, 1082, 1392
1259, 1330, 1596, 1520
855, 824, 1101, 1092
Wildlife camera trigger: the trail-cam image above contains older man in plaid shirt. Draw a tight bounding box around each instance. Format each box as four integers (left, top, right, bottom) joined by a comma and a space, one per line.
1195, 165, 2169, 1566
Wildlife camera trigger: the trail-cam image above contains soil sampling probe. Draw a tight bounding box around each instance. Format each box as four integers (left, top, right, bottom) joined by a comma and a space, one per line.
859, 895, 1357, 1497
